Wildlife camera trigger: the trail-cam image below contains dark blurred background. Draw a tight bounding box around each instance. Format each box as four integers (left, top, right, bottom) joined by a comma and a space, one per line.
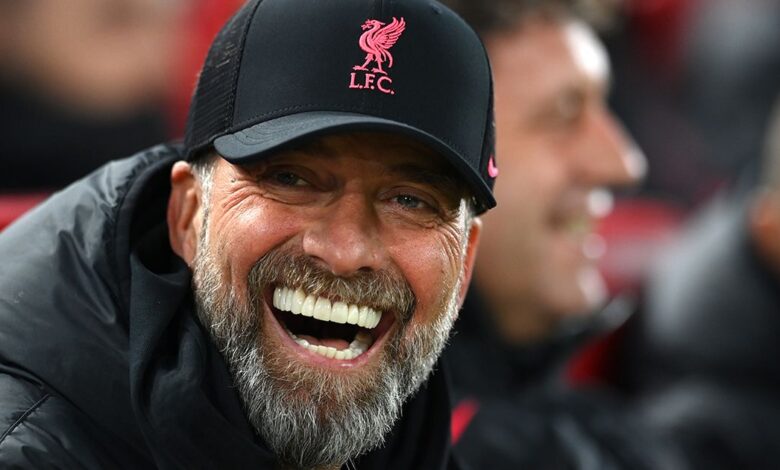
590, 0, 780, 297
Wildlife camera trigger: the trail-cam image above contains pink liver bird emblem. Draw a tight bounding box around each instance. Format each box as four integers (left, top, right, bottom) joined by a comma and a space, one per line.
353, 17, 406, 75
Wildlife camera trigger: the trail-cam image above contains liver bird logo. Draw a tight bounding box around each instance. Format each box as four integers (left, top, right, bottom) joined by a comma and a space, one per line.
353, 17, 406, 75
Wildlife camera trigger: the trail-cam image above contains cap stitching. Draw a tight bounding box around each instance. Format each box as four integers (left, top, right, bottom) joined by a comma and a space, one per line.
185, 0, 264, 158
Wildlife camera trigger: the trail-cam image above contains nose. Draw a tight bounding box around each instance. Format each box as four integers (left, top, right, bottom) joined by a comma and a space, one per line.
574, 105, 647, 188
301, 192, 386, 276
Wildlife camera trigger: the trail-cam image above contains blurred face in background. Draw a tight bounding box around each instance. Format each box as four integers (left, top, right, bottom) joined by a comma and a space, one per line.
0, 0, 182, 115
474, 16, 645, 343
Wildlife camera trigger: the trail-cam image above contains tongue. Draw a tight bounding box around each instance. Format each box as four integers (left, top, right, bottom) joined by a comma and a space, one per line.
298, 334, 350, 350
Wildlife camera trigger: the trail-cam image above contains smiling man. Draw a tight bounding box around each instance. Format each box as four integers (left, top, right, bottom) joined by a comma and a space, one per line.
0, 0, 495, 468
438, 1, 680, 468
442, 0, 645, 393
172, 133, 480, 467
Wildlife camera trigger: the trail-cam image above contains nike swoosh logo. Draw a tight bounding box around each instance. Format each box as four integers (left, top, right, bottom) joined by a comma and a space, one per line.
487, 155, 499, 178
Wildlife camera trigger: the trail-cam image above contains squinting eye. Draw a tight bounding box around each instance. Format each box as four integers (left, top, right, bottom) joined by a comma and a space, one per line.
554, 92, 585, 125
272, 171, 307, 187
394, 194, 429, 210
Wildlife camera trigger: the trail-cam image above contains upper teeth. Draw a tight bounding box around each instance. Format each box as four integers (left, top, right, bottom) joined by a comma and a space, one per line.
272, 286, 382, 329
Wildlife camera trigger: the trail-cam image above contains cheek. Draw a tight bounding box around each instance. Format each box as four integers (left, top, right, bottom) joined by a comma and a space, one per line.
495, 138, 569, 209
388, 230, 464, 323
490, 166, 536, 224
536, 251, 596, 315
481, 159, 553, 249
208, 203, 303, 291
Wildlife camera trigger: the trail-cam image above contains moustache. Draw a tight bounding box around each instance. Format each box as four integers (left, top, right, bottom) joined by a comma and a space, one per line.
246, 247, 416, 323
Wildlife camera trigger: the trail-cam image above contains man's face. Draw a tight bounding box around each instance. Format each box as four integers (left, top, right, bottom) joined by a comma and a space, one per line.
170, 132, 478, 467
474, 18, 645, 342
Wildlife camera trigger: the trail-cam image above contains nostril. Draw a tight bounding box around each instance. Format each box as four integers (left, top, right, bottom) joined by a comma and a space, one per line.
302, 225, 383, 276
302, 238, 382, 277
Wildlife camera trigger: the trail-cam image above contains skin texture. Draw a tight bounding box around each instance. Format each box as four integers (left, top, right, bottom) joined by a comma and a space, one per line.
473, 17, 646, 343
167, 132, 481, 467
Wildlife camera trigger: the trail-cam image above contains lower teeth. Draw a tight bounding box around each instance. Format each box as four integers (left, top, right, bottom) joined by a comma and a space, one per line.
288, 330, 372, 360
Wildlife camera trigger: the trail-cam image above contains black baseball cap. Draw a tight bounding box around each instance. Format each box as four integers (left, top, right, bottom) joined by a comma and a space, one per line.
185, 0, 497, 213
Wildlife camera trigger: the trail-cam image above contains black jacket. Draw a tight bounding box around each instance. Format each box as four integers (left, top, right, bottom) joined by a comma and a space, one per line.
619, 192, 780, 469
0, 144, 457, 469
445, 289, 684, 470
0, 83, 167, 190
447, 288, 619, 400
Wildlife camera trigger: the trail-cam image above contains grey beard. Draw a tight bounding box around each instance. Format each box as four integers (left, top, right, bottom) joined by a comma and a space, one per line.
192, 243, 459, 469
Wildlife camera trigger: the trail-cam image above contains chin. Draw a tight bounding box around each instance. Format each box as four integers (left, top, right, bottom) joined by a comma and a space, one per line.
541, 265, 608, 319
577, 265, 608, 310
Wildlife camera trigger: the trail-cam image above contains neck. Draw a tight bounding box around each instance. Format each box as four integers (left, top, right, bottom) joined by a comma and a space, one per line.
483, 295, 560, 345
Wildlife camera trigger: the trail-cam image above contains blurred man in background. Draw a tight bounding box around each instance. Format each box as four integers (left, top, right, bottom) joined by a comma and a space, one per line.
440, 1, 686, 468
444, 0, 644, 396
618, 97, 780, 469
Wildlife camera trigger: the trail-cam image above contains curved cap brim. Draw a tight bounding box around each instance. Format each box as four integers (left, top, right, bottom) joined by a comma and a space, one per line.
213, 111, 496, 212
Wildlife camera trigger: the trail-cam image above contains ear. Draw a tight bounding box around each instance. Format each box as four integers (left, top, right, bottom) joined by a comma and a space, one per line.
457, 217, 482, 307
749, 189, 780, 273
168, 161, 202, 266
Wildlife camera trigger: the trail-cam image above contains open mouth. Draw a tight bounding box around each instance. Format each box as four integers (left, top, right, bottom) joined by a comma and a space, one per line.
270, 286, 394, 361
